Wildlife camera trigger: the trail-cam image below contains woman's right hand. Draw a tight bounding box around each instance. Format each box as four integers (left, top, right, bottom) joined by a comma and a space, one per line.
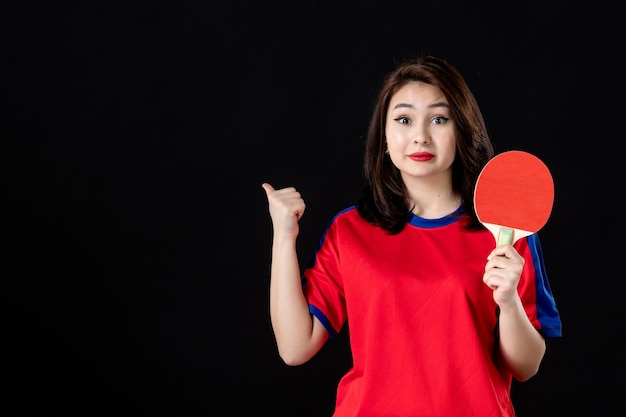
261, 183, 306, 240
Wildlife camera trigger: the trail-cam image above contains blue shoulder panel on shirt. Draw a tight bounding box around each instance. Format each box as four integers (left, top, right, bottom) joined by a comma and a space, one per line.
527, 233, 562, 338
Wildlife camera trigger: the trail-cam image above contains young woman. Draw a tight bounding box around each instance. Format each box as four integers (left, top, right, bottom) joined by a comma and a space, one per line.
261, 55, 562, 416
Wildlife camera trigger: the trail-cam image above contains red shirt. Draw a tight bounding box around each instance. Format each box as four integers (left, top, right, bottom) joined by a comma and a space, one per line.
302, 206, 561, 417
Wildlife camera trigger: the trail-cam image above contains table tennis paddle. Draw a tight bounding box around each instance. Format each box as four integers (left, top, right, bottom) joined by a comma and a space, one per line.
474, 150, 554, 247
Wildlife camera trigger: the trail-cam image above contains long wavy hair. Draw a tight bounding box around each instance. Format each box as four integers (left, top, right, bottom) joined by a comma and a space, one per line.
356, 55, 494, 235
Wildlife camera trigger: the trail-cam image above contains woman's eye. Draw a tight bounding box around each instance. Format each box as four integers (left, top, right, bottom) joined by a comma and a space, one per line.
394, 117, 410, 125
432, 116, 450, 125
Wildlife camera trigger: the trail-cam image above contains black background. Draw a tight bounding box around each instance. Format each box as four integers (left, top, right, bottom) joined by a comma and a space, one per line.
4, 1, 622, 416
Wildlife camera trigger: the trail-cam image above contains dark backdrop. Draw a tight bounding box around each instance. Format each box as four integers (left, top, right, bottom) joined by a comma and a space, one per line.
4, 1, 622, 416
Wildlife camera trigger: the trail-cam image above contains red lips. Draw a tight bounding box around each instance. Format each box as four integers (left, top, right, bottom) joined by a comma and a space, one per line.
408, 152, 434, 161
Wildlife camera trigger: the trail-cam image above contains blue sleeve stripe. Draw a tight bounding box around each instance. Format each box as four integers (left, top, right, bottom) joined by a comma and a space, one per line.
309, 304, 338, 339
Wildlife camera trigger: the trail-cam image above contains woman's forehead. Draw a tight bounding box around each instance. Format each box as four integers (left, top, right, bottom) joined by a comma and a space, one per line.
389, 83, 448, 110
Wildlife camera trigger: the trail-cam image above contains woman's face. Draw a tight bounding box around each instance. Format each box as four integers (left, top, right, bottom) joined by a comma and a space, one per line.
385, 82, 457, 183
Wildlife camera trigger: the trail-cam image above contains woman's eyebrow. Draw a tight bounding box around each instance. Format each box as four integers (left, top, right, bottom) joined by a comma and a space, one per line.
392, 101, 449, 110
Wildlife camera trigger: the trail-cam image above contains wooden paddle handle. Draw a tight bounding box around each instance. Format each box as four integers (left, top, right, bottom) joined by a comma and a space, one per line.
497, 227, 513, 246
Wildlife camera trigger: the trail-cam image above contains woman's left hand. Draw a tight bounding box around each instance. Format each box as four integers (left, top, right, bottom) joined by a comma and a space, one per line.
483, 245, 525, 306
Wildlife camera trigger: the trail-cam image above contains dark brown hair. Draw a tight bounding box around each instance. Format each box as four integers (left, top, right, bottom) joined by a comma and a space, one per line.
356, 55, 494, 234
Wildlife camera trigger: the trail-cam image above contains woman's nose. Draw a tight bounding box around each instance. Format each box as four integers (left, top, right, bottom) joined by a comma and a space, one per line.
413, 134, 430, 144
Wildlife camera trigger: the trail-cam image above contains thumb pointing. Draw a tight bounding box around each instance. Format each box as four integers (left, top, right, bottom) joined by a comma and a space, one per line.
261, 182, 275, 196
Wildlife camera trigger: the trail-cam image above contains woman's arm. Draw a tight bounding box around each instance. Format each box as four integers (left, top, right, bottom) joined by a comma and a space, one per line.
262, 183, 328, 366
483, 244, 546, 381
